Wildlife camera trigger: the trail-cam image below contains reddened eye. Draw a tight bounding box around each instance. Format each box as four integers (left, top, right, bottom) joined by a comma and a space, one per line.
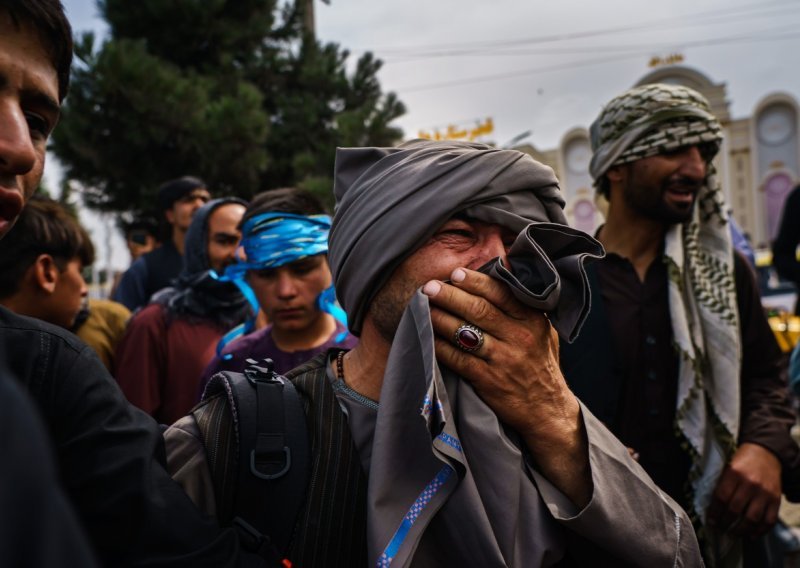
436, 219, 477, 239
444, 229, 475, 238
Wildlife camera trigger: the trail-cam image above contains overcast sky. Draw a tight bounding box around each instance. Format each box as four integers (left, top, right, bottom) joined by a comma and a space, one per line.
314, 0, 800, 148
61, 0, 800, 147
56, 0, 800, 273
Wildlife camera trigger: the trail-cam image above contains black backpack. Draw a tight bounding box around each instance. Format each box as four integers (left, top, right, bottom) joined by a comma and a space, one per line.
195, 359, 310, 565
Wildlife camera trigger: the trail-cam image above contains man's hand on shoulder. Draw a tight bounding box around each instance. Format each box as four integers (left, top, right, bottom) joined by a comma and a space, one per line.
423, 267, 592, 508
707, 442, 782, 537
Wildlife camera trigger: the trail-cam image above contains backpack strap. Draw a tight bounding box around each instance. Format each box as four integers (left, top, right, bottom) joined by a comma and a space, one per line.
201, 358, 310, 557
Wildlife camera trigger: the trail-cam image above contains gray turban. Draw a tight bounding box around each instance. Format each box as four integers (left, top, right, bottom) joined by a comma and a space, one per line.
329, 139, 602, 341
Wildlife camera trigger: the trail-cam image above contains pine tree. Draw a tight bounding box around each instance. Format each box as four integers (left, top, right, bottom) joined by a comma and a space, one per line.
51, 0, 405, 217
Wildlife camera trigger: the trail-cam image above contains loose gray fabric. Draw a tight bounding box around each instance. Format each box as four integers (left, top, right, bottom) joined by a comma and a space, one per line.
326, 139, 705, 565
482, 224, 603, 342
371, 293, 566, 567
330, 139, 579, 338
367, 288, 696, 567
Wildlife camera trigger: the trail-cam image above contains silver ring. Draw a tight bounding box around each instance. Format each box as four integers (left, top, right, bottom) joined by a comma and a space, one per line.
453, 322, 484, 352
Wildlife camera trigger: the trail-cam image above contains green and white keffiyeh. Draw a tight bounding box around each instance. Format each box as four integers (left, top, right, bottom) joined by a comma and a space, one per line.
590, 84, 742, 566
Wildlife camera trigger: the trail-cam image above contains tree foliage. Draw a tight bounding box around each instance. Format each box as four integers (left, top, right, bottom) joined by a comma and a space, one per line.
51, 0, 406, 218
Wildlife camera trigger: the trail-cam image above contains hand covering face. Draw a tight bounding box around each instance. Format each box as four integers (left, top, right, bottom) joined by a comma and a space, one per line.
330, 139, 599, 341
590, 83, 741, 564
330, 139, 606, 566
151, 197, 252, 330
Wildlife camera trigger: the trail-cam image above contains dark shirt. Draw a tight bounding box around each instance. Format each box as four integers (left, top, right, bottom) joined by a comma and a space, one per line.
591, 250, 800, 508
773, 185, 800, 311
0, 306, 265, 566
113, 240, 183, 312
595, 252, 690, 504
0, 369, 98, 568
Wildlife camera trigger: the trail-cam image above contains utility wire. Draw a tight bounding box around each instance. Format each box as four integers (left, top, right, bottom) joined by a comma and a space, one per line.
397, 53, 648, 94
384, 22, 800, 61
394, 30, 800, 94
346, 0, 798, 58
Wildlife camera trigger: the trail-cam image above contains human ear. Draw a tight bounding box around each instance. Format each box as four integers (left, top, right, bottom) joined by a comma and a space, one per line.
33, 254, 59, 294
164, 208, 176, 224
605, 165, 625, 183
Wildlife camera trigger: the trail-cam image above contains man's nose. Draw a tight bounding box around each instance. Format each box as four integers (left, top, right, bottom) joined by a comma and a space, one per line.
225, 244, 239, 263
0, 102, 36, 176
276, 271, 298, 297
190, 197, 206, 210
679, 146, 707, 180
475, 230, 510, 268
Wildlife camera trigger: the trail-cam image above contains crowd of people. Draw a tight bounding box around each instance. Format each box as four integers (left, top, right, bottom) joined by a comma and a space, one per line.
3, 1, 800, 567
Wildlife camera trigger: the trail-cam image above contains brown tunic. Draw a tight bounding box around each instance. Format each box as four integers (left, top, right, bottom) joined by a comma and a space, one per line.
114, 303, 224, 425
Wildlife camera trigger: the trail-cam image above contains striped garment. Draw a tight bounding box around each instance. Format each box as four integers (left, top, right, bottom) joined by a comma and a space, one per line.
194, 351, 368, 567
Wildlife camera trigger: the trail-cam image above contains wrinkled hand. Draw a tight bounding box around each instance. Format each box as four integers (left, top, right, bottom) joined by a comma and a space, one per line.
707, 443, 782, 537
422, 267, 591, 506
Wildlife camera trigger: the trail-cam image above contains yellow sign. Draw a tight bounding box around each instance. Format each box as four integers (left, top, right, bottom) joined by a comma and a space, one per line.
648, 53, 684, 68
769, 311, 800, 352
418, 118, 494, 142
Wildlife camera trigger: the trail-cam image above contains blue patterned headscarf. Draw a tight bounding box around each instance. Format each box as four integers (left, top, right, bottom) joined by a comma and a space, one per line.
215, 212, 348, 356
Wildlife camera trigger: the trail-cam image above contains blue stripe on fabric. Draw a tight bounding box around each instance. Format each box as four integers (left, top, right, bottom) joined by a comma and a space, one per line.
420, 394, 432, 418
436, 432, 462, 453
420, 395, 445, 420
377, 465, 453, 567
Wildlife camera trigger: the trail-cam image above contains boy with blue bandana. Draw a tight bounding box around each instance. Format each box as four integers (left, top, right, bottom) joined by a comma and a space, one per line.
200, 188, 356, 387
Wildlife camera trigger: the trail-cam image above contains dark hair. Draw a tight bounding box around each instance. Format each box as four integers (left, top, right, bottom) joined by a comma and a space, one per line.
124, 218, 158, 247
0, 197, 94, 297
4, 0, 73, 102
596, 175, 610, 198
242, 187, 327, 227
124, 218, 158, 238
157, 176, 207, 211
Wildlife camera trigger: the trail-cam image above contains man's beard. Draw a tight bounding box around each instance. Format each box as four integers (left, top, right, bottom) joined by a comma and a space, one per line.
366, 275, 421, 343
624, 174, 703, 225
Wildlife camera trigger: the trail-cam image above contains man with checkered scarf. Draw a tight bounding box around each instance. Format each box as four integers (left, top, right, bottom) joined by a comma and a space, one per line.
561, 83, 800, 567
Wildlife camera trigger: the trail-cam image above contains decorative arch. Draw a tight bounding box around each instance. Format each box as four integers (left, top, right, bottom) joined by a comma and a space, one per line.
557, 127, 599, 233
752, 93, 800, 242
635, 65, 715, 91
633, 65, 730, 123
